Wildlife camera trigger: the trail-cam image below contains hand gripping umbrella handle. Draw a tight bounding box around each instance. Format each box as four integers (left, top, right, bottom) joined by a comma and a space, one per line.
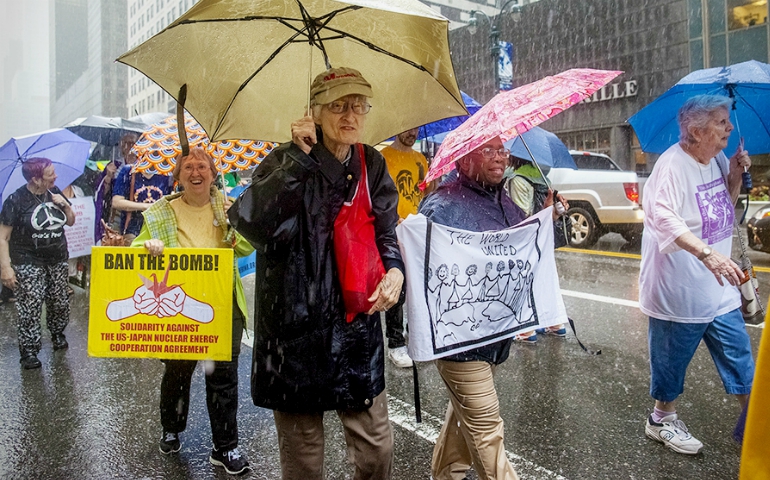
739, 137, 751, 189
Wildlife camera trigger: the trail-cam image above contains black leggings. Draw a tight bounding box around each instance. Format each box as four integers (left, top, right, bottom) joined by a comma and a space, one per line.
159, 306, 244, 450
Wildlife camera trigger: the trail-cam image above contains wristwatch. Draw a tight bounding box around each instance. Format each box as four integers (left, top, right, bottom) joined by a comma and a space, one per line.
698, 246, 713, 261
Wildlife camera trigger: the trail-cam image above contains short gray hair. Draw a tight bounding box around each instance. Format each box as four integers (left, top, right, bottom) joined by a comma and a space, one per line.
678, 95, 733, 146
310, 103, 323, 120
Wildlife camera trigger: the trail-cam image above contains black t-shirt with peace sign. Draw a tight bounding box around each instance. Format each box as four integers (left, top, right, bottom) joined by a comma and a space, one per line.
0, 185, 69, 266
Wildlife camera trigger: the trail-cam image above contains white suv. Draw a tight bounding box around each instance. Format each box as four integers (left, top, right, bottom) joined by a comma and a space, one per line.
547, 150, 645, 248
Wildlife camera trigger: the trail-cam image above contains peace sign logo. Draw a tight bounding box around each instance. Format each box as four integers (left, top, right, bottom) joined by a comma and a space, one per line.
31, 203, 67, 231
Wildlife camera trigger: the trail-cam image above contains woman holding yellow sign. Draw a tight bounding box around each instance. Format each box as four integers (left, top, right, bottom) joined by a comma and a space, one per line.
132, 147, 253, 475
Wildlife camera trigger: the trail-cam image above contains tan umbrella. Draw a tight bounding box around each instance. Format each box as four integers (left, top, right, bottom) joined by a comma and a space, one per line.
117, 0, 467, 146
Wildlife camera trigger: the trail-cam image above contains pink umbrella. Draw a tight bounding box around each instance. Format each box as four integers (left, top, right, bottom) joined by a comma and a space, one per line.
423, 68, 623, 185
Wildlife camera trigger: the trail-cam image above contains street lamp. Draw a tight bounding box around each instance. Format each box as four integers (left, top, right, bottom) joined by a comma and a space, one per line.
468, 0, 522, 93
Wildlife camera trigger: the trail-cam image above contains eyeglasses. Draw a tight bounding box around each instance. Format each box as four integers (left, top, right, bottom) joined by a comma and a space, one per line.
325, 100, 372, 115
476, 147, 510, 159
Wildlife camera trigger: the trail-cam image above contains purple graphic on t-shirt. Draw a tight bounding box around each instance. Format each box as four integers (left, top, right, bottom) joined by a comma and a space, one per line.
696, 177, 733, 244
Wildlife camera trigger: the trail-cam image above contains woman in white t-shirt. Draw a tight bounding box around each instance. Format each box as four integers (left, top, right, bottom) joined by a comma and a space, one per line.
639, 95, 755, 456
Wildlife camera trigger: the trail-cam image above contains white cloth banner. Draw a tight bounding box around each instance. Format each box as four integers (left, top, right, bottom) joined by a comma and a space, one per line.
396, 208, 568, 361
64, 196, 95, 258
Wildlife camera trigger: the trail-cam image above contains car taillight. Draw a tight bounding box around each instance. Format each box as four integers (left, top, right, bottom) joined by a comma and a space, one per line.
623, 182, 639, 203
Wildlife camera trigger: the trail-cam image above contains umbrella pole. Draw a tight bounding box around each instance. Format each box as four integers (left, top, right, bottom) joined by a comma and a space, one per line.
213, 149, 227, 198
306, 45, 313, 116
518, 135, 552, 189
731, 105, 751, 188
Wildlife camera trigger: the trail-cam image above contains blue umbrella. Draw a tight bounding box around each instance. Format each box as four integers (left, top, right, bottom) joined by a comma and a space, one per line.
418, 91, 482, 139
0, 128, 91, 203
504, 126, 577, 169
629, 60, 770, 154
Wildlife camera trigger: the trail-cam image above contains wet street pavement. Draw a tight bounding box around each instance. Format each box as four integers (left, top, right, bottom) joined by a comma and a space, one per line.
0, 235, 765, 479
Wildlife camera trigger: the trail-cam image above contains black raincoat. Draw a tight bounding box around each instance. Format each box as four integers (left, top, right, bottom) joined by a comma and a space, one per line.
229, 132, 403, 413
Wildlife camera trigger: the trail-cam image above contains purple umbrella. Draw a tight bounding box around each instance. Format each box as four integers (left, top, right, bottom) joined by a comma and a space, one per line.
0, 128, 91, 204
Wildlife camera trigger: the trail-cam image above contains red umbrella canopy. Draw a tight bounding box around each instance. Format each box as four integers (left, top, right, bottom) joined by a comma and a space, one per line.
131, 114, 276, 174
424, 68, 623, 185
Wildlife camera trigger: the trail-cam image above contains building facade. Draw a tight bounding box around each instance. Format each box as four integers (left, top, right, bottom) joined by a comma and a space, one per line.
50, 0, 129, 128
127, 0, 201, 116
421, 0, 542, 28
0, 0, 50, 143
449, 0, 769, 174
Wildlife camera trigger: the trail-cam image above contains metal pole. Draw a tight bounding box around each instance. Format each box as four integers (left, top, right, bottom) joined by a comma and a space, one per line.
491, 0, 520, 94
490, 25, 500, 93
701, 0, 710, 68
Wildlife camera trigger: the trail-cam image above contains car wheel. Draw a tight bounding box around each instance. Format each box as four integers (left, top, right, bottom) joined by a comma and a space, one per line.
567, 207, 599, 248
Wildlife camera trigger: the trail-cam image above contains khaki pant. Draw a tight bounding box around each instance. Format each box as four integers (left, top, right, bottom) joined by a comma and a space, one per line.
273, 390, 393, 480
432, 360, 519, 480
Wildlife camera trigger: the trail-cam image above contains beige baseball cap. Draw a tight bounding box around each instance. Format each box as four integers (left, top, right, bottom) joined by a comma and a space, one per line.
310, 67, 373, 105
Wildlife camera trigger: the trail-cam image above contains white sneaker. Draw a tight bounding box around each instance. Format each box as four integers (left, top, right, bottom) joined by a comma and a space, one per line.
645, 414, 703, 455
388, 346, 413, 368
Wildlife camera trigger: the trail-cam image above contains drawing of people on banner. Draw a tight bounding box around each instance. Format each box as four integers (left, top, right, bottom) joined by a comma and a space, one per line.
397, 209, 568, 362
429, 252, 538, 350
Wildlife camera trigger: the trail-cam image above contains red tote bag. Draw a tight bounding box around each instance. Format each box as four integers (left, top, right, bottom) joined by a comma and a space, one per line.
333, 144, 386, 323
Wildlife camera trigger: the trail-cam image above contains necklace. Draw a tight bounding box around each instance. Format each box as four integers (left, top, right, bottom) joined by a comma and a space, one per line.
681, 142, 710, 165
28, 187, 48, 206
697, 159, 715, 187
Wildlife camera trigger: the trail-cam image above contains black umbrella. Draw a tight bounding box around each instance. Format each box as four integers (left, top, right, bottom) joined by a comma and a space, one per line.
64, 115, 147, 146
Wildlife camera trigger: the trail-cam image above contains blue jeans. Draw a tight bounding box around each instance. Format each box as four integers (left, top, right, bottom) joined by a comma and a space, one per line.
649, 308, 754, 402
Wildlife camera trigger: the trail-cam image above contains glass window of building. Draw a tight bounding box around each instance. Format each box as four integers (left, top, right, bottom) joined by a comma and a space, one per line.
728, 0, 768, 29
631, 133, 648, 174
598, 129, 611, 153
561, 130, 611, 157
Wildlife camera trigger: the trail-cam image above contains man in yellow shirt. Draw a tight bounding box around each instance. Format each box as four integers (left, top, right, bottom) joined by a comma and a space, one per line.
381, 127, 429, 367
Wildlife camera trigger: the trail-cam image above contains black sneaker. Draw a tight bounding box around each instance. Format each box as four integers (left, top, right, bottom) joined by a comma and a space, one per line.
210, 446, 251, 475
159, 431, 181, 454
20, 354, 41, 370
52, 334, 68, 350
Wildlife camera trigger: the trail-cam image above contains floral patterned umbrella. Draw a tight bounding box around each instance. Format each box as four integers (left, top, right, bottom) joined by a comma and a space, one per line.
131, 113, 276, 175
423, 68, 623, 185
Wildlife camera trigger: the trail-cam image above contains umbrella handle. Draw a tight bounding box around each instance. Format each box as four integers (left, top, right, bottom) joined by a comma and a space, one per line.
177, 84, 190, 156
552, 189, 566, 216
737, 137, 751, 189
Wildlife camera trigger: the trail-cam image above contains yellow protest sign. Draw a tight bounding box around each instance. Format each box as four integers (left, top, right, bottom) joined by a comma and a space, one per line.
88, 246, 234, 361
